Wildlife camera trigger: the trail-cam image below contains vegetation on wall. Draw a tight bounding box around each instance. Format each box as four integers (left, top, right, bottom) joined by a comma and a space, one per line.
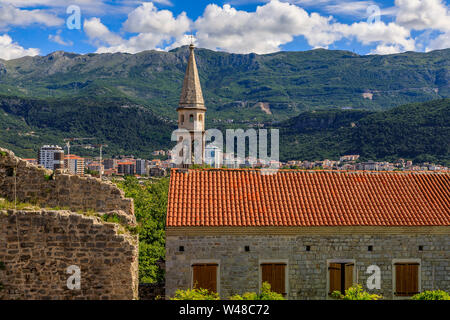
331, 284, 383, 300
411, 290, 450, 300
171, 282, 285, 300
115, 176, 169, 284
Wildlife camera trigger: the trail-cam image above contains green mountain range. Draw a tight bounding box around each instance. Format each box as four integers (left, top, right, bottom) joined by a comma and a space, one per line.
0, 47, 448, 164
0, 47, 449, 122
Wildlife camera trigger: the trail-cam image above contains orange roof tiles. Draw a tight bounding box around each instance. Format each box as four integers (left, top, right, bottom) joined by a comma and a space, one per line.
166, 169, 450, 227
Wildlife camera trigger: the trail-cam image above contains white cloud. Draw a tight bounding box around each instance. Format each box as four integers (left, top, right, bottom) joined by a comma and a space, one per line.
84, 17, 124, 47
80, 0, 448, 55
0, 34, 39, 59
84, 2, 191, 53
193, 1, 415, 54
426, 32, 450, 51
395, 0, 450, 31
48, 30, 73, 46
324, 1, 376, 17
123, 2, 190, 36
0, 4, 63, 30
337, 21, 416, 51
194, 1, 342, 54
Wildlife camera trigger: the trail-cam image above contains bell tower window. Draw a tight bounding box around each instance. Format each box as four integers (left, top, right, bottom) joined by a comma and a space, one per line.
190, 114, 194, 122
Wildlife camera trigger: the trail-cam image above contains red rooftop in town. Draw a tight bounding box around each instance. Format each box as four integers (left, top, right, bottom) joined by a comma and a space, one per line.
167, 169, 450, 227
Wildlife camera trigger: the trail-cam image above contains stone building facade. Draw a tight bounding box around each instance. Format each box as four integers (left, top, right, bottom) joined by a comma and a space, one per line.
166, 228, 449, 299
165, 169, 450, 300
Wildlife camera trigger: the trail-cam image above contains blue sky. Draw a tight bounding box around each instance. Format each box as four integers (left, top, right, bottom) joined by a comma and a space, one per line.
0, 0, 449, 59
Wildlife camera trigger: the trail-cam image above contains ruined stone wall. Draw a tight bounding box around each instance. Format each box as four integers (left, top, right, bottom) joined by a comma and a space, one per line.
166, 231, 450, 300
0, 210, 139, 300
0, 148, 133, 215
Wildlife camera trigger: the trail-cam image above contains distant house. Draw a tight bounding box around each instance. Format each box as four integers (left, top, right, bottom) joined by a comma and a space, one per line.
38, 145, 64, 170
64, 155, 84, 175
165, 169, 449, 300
117, 162, 135, 175
340, 155, 360, 162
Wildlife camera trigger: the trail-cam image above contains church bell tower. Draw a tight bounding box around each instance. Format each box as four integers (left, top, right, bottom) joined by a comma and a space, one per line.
176, 44, 206, 167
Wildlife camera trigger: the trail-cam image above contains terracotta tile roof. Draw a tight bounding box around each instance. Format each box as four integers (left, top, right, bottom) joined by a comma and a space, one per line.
167, 169, 450, 227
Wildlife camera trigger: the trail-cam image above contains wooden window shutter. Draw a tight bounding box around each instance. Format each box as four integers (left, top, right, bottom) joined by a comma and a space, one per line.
395, 263, 419, 296
344, 263, 354, 291
328, 263, 341, 294
261, 263, 286, 296
192, 264, 218, 293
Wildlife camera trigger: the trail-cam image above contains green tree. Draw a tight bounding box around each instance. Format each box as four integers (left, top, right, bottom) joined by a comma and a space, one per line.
115, 176, 169, 283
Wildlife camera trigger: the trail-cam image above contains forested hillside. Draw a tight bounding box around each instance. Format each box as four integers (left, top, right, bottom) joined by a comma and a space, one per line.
0, 47, 448, 122
279, 99, 450, 165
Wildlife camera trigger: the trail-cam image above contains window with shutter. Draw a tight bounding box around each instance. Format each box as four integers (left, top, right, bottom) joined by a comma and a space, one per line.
328, 263, 341, 294
192, 263, 218, 293
395, 263, 419, 296
261, 263, 287, 296
328, 262, 354, 295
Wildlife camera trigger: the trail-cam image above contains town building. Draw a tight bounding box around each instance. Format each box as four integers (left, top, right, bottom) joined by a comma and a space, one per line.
204, 145, 223, 168
165, 169, 449, 300
64, 155, 85, 175
118, 161, 135, 175
103, 159, 116, 170
38, 145, 64, 170
23, 159, 38, 165
136, 159, 148, 175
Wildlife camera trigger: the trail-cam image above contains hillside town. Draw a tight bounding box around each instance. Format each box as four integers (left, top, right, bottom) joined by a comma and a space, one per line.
26, 145, 449, 179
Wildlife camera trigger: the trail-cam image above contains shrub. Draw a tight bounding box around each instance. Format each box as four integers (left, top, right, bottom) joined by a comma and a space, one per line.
171, 288, 220, 300
411, 290, 450, 300
229, 282, 285, 300
331, 284, 382, 300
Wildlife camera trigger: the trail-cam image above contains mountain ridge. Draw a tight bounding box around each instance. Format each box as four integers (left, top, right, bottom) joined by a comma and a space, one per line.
0, 47, 448, 121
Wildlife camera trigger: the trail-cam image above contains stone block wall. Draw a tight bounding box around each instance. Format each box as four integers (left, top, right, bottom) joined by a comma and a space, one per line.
0, 148, 133, 215
166, 232, 449, 300
0, 210, 139, 300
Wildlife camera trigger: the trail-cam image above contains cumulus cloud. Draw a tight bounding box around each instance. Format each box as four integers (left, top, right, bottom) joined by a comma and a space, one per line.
48, 30, 73, 46
84, 17, 124, 47
81, 0, 448, 55
0, 34, 39, 59
194, 1, 342, 54
123, 2, 190, 36
193, 1, 414, 54
84, 2, 191, 53
393, 0, 450, 53
395, 0, 450, 31
0, 4, 63, 30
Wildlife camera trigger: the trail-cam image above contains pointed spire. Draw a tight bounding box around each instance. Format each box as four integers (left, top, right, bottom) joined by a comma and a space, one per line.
179, 44, 206, 110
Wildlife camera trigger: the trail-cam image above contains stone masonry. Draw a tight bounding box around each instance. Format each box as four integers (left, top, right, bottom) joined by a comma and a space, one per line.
0, 147, 133, 215
0, 147, 138, 300
0, 210, 139, 300
166, 232, 449, 300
